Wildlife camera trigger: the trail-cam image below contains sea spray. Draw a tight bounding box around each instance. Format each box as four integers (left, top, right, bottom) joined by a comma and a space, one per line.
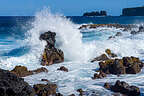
0, 8, 96, 70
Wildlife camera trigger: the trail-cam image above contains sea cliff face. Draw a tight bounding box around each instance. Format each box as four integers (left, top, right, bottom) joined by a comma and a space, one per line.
122, 7, 144, 16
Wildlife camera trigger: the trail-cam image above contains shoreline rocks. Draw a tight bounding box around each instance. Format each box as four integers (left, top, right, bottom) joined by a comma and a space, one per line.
79, 24, 134, 30
33, 83, 57, 96
131, 26, 144, 35
99, 56, 143, 75
11, 66, 48, 77
92, 71, 107, 79
91, 49, 144, 78
104, 80, 140, 96
57, 66, 68, 72
40, 31, 64, 66
0, 68, 35, 96
91, 49, 117, 62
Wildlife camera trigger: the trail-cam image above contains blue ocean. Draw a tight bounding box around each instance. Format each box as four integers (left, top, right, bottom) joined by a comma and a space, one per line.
0, 10, 144, 95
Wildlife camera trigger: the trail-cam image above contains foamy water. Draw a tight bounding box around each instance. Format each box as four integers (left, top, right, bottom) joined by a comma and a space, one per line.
0, 9, 144, 95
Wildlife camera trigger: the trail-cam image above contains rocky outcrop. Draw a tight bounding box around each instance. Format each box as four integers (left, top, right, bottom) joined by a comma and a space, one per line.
83, 10, 107, 16
92, 71, 107, 79
99, 56, 143, 75
33, 83, 57, 96
40, 31, 64, 66
122, 6, 144, 16
0, 68, 35, 96
77, 89, 85, 96
91, 54, 109, 62
108, 32, 123, 39
11, 66, 48, 77
57, 66, 68, 72
79, 24, 134, 30
91, 49, 143, 75
131, 26, 144, 35
91, 49, 117, 62
104, 80, 140, 96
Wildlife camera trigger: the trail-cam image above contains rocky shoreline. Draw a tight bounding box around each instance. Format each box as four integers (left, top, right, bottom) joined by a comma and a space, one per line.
0, 30, 143, 96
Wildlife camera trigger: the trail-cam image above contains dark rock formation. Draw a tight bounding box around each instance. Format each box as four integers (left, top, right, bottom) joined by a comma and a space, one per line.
115, 32, 122, 36
131, 26, 144, 35
83, 10, 107, 16
69, 94, 75, 96
122, 6, 144, 16
40, 31, 64, 66
91, 49, 117, 62
99, 56, 143, 75
79, 24, 134, 30
77, 89, 85, 96
0, 68, 35, 96
91, 54, 109, 62
105, 49, 117, 58
33, 83, 57, 96
104, 80, 140, 96
55, 93, 63, 96
41, 79, 50, 82
11, 66, 48, 77
108, 32, 123, 40
92, 71, 107, 79
57, 66, 68, 72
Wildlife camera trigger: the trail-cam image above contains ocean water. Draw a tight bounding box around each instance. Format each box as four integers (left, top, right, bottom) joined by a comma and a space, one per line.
0, 9, 144, 95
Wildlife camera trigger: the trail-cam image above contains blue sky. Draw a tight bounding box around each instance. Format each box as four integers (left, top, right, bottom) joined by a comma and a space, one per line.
0, 0, 144, 16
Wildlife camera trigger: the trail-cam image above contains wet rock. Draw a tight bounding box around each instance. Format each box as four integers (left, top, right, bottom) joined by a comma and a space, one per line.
123, 57, 143, 74
0, 68, 35, 96
99, 56, 143, 75
55, 93, 63, 96
130, 31, 138, 35
91, 54, 109, 62
104, 83, 111, 90
33, 82, 57, 96
105, 49, 117, 58
108, 32, 123, 40
99, 59, 122, 74
11, 66, 48, 77
39, 31, 56, 48
138, 26, 144, 32
69, 94, 75, 96
77, 89, 84, 96
79, 24, 133, 30
104, 80, 140, 96
57, 66, 68, 72
108, 36, 115, 39
40, 31, 64, 66
115, 32, 122, 36
92, 71, 107, 79
41, 79, 50, 82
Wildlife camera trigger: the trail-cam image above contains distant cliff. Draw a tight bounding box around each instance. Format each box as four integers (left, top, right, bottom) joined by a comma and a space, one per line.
83, 11, 107, 16
122, 7, 144, 16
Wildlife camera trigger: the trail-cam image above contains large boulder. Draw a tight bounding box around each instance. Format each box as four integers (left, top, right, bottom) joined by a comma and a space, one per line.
0, 68, 35, 96
40, 31, 64, 66
33, 83, 57, 96
11, 66, 48, 77
123, 57, 143, 74
104, 80, 140, 96
99, 56, 143, 75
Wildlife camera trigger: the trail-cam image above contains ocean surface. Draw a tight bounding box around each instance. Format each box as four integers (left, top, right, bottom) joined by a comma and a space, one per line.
0, 10, 144, 96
